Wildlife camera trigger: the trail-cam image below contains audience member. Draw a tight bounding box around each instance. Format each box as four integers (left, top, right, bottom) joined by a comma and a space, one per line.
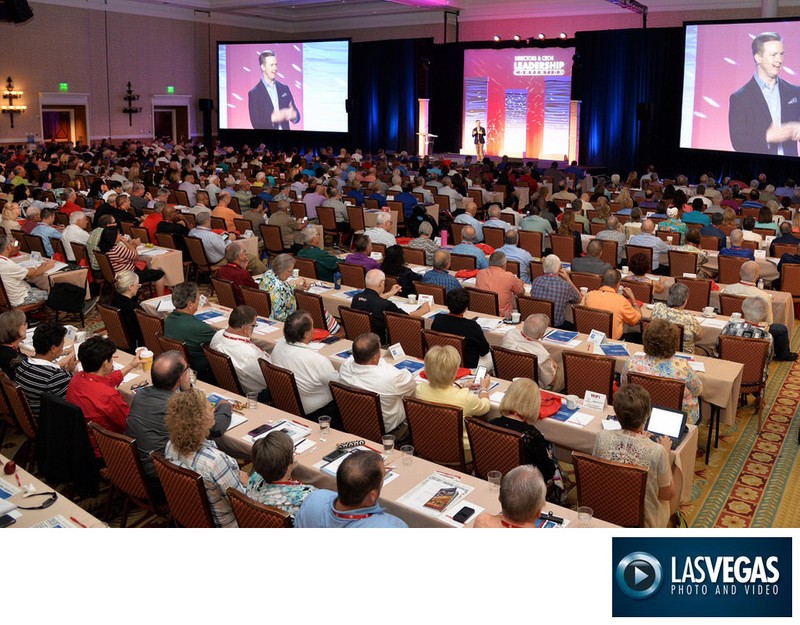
475, 250, 524, 317
296, 226, 339, 282
501, 313, 562, 390
363, 211, 397, 247
0, 309, 27, 378
628, 219, 670, 273
571, 239, 613, 275
473, 465, 547, 528
164, 281, 218, 380
650, 283, 703, 354
584, 269, 642, 340
344, 234, 381, 271
431, 287, 491, 369
530, 254, 580, 329
450, 225, 489, 269
352, 269, 429, 344
210, 305, 271, 400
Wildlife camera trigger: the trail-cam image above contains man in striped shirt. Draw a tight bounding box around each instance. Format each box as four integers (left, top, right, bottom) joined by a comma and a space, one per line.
15, 321, 77, 416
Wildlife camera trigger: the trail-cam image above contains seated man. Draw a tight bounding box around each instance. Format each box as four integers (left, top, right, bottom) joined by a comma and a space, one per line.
438, 176, 464, 210
770, 221, 800, 257
571, 239, 613, 276
189, 210, 231, 266
215, 242, 259, 306
297, 225, 340, 282
716, 296, 787, 371
450, 225, 489, 269
475, 250, 525, 318
675, 229, 711, 277
366, 182, 387, 208
422, 249, 462, 293
344, 234, 381, 272
363, 212, 397, 248
338, 332, 416, 444
530, 254, 581, 329
501, 313, 562, 391
473, 465, 546, 528
628, 218, 670, 274
163, 282, 218, 381
454, 200, 484, 242
497, 229, 535, 284
303, 182, 327, 220
267, 199, 304, 254
699, 212, 728, 250
0, 233, 55, 308
295, 450, 408, 528
595, 216, 627, 265
210, 305, 271, 401
126, 350, 232, 497
66, 335, 141, 459
14, 321, 77, 416
351, 269, 430, 344
777, 242, 800, 288
519, 204, 553, 237
270, 310, 341, 423
719, 228, 755, 260
59, 211, 89, 261
31, 207, 62, 257
211, 192, 239, 231
483, 205, 513, 232
431, 287, 491, 370
584, 269, 642, 340
741, 216, 763, 244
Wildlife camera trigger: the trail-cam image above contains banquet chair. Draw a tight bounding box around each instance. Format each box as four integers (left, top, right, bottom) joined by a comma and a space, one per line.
465, 417, 525, 480
674, 277, 711, 312
130, 226, 150, 244
292, 257, 318, 280
413, 281, 446, 305
490, 346, 539, 384
260, 224, 287, 259
134, 309, 165, 357
668, 250, 700, 277
569, 272, 602, 292
150, 451, 216, 528
625, 245, 653, 271
403, 397, 468, 473
621, 278, 654, 304
0, 372, 38, 470
572, 451, 647, 528
227, 488, 292, 528
97, 304, 137, 353
156, 333, 191, 364
422, 330, 465, 365
465, 286, 499, 316
573, 305, 613, 337
717, 335, 771, 431
597, 240, 618, 268
482, 226, 505, 249
329, 381, 386, 442
717, 255, 748, 285
294, 289, 328, 330
449, 253, 477, 272
384, 311, 425, 359
241, 286, 272, 318
259, 360, 305, 418
185, 236, 216, 282
24, 233, 49, 258
529, 260, 545, 280
549, 234, 576, 262
517, 296, 554, 324
625, 372, 685, 412
562, 351, 616, 399
339, 306, 373, 340
202, 345, 245, 396
338, 262, 367, 289
505, 259, 520, 278
518, 231, 543, 257
210, 276, 238, 309
402, 246, 427, 266
70, 242, 89, 266
718, 293, 747, 317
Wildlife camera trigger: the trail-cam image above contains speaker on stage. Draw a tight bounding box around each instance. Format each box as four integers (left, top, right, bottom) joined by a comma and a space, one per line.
0, 0, 34, 23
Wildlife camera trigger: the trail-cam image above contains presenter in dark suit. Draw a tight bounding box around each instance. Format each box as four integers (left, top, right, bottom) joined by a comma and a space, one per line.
729, 32, 800, 156
248, 51, 301, 130
472, 119, 486, 160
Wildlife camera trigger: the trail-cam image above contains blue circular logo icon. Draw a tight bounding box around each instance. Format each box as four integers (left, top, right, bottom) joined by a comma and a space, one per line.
616, 551, 663, 599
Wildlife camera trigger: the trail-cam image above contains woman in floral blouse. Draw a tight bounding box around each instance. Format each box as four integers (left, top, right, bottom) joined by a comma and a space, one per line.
650, 283, 703, 354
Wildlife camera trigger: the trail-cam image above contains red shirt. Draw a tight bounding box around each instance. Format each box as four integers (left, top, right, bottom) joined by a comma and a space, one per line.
142, 212, 164, 241
216, 262, 258, 305
66, 370, 129, 458
60, 201, 83, 215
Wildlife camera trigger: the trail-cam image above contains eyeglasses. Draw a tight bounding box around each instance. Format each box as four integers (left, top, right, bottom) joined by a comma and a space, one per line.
16, 491, 58, 510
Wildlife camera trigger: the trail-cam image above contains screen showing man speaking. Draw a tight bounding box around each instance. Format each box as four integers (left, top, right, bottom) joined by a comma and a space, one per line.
218, 40, 349, 132
680, 20, 800, 156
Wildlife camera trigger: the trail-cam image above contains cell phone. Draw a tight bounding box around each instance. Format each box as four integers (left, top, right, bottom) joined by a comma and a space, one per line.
453, 506, 475, 524
473, 365, 487, 386
323, 448, 347, 463
320, 335, 340, 344
0, 514, 16, 528
247, 423, 273, 438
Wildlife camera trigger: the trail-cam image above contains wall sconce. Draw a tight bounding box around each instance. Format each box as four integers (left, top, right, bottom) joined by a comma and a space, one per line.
122, 81, 142, 127
1, 77, 27, 128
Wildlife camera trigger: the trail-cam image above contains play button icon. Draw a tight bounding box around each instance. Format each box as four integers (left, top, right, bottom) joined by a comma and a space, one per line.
616, 552, 663, 599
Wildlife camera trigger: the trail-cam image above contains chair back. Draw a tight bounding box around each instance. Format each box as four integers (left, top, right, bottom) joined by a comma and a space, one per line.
717, 255, 748, 284
317, 205, 338, 234
202, 345, 245, 396
517, 230, 542, 256
450, 222, 467, 245
403, 397, 467, 472
293, 256, 318, 280
550, 234, 576, 262
422, 329, 465, 365
572, 451, 647, 527
464, 286, 499, 316
339, 306, 373, 340
529, 260, 544, 279
569, 271, 602, 292
516, 295, 554, 324
347, 206, 366, 232
0, 372, 37, 441
173, 189, 190, 206
259, 360, 305, 417
227, 488, 292, 528
70, 241, 88, 265
674, 277, 712, 312
450, 253, 477, 271
295, 289, 327, 329
625, 245, 653, 270
562, 351, 616, 398
621, 278, 653, 304
718, 293, 747, 317
329, 381, 386, 441
155, 232, 177, 249
234, 218, 253, 234
260, 224, 285, 256
131, 226, 150, 244
135, 309, 165, 357
590, 222, 606, 236
24, 234, 49, 258
668, 250, 699, 277
384, 311, 425, 359
597, 239, 618, 267
626, 372, 686, 412
781, 263, 800, 297
370, 242, 387, 258
482, 226, 505, 249
12, 230, 28, 253
465, 417, 524, 480
156, 333, 191, 363
699, 235, 720, 251
773, 243, 798, 259
150, 451, 216, 528
717, 335, 770, 391
505, 259, 520, 277
97, 304, 136, 353
413, 281, 446, 305
573, 305, 613, 336
402, 246, 427, 266
339, 262, 366, 288
94, 250, 117, 285
50, 237, 67, 260
241, 286, 272, 317
210, 276, 238, 309
185, 236, 214, 273
490, 346, 539, 384
291, 202, 307, 221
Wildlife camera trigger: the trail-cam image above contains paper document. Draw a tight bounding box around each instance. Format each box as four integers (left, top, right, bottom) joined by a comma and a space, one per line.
689, 361, 706, 372
307, 285, 330, 295
31, 515, 78, 528
566, 412, 594, 427
227, 412, 248, 431
156, 298, 175, 313
138, 247, 170, 257
601, 418, 622, 431
475, 317, 502, 332
397, 471, 473, 519
394, 303, 421, 314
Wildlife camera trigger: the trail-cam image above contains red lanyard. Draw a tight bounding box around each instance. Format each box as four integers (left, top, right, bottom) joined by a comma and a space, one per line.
332, 508, 375, 520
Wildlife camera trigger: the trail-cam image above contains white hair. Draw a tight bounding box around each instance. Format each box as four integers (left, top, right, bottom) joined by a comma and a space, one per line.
365, 269, 385, 289
376, 212, 392, 227
542, 254, 561, 274
69, 211, 86, 225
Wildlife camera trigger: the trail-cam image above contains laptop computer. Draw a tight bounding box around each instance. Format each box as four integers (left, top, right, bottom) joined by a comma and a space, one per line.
645, 405, 688, 450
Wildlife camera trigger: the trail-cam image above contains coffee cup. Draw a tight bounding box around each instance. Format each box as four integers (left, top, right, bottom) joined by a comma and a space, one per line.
408, 294, 417, 304
580, 286, 588, 297
622, 265, 629, 274
566, 395, 580, 410
137, 348, 154, 373
667, 236, 673, 244
703, 306, 715, 316
511, 311, 521, 323
292, 268, 300, 279
730, 312, 742, 322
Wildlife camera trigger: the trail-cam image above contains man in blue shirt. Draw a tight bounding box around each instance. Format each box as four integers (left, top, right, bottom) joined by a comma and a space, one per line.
295, 450, 407, 528
450, 226, 489, 269
741, 188, 765, 210
498, 230, 535, 283
453, 203, 483, 242
368, 182, 387, 208
394, 183, 417, 219
628, 219, 670, 273
719, 229, 756, 260
31, 208, 63, 257
347, 186, 365, 207
700, 212, 728, 250
681, 198, 711, 227
422, 250, 462, 293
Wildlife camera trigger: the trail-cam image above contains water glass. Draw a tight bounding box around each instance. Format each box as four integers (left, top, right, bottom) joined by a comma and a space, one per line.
382, 434, 395, 456
488, 470, 502, 494
401, 445, 414, 466
246, 392, 258, 410
318, 416, 332, 441
578, 506, 594, 528
189, 369, 197, 386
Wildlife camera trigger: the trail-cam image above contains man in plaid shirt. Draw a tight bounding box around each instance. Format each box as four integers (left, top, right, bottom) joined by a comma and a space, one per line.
716, 296, 774, 381
422, 250, 461, 293
530, 254, 581, 328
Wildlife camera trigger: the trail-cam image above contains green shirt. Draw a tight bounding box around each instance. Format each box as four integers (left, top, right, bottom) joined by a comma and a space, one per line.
164, 310, 218, 377
297, 245, 339, 282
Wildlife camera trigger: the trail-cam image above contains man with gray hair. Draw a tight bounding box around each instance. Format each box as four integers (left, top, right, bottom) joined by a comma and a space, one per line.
454, 200, 484, 241
501, 313, 562, 390
0, 233, 54, 307
571, 238, 613, 276
474, 465, 547, 528
412, 176, 434, 204
422, 249, 461, 292
497, 229, 535, 283
189, 209, 266, 275
530, 254, 581, 329
450, 225, 489, 269
721, 261, 773, 323
296, 225, 339, 282
163, 282, 218, 381
717, 296, 777, 372
628, 218, 671, 273
362, 211, 397, 247
484, 205, 513, 232
210, 305, 271, 400
267, 198, 304, 253
438, 176, 463, 210
595, 215, 627, 264
128, 182, 150, 215
351, 269, 429, 344
408, 220, 439, 265
476, 250, 524, 318
719, 228, 756, 260
61, 210, 90, 262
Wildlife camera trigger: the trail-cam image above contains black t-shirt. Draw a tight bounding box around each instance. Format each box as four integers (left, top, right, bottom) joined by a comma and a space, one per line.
430, 313, 490, 368
350, 287, 403, 344
0, 345, 26, 379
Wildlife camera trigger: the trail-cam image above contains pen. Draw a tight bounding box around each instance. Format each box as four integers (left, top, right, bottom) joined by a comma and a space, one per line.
15, 472, 21, 487
70, 516, 87, 528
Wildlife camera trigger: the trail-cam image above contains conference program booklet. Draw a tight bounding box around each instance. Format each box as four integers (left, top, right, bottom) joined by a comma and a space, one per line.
542, 329, 579, 344
397, 471, 473, 519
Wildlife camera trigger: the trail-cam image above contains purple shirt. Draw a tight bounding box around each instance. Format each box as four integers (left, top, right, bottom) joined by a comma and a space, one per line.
344, 252, 381, 272
303, 192, 326, 219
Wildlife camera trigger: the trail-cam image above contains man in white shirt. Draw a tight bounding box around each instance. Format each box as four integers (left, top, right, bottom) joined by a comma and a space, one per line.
338, 332, 416, 443
363, 212, 397, 247
483, 205, 513, 232
412, 176, 434, 204
628, 219, 671, 273
501, 313, 562, 390
741, 216, 763, 244
437, 176, 463, 210
178, 173, 201, 206
210, 305, 270, 401
270, 310, 341, 425
204, 175, 222, 207
0, 233, 54, 307
61, 211, 90, 262
721, 261, 773, 324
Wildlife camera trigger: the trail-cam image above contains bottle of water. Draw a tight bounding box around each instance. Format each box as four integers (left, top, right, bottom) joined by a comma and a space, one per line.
757, 279, 764, 290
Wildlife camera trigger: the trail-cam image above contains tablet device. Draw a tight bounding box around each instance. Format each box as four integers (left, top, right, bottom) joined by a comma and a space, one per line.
645, 405, 688, 450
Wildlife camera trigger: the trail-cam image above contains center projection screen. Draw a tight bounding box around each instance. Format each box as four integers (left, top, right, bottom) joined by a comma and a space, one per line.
461, 47, 575, 159
681, 19, 800, 156
218, 40, 349, 132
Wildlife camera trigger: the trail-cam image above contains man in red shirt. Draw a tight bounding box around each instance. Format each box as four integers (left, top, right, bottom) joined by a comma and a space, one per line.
142, 201, 165, 241
59, 188, 84, 216
66, 335, 141, 458
215, 241, 258, 305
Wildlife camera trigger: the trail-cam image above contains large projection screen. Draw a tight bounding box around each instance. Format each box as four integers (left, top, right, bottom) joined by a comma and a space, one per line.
461, 47, 575, 159
218, 40, 349, 132
681, 20, 800, 156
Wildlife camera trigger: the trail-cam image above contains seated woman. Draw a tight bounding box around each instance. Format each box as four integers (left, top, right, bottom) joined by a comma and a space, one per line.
407, 220, 439, 265
1, 202, 21, 236
98, 226, 166, 296
415, 345, 491, 458
0, 309, 27, 378
490, 378, 565, 504
165, 388, 247, 528
674, 229, 711, 277
592, 198, 611, 224
556, 211, 582, 259
110, 270, 144, 350
621, 318, 703, 423
651, 283, 703, 354
593, 383, 676, 528
755, 205, 779, 235
381, 245, 418, 298
625, 252, 666, 295
657, 207, 687, 244
246, 429, 316, 519
259, 253, 340, 334
431, 287, 491, 370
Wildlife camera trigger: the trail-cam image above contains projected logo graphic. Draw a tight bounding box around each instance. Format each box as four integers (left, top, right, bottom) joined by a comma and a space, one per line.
612, 538, 792, 617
